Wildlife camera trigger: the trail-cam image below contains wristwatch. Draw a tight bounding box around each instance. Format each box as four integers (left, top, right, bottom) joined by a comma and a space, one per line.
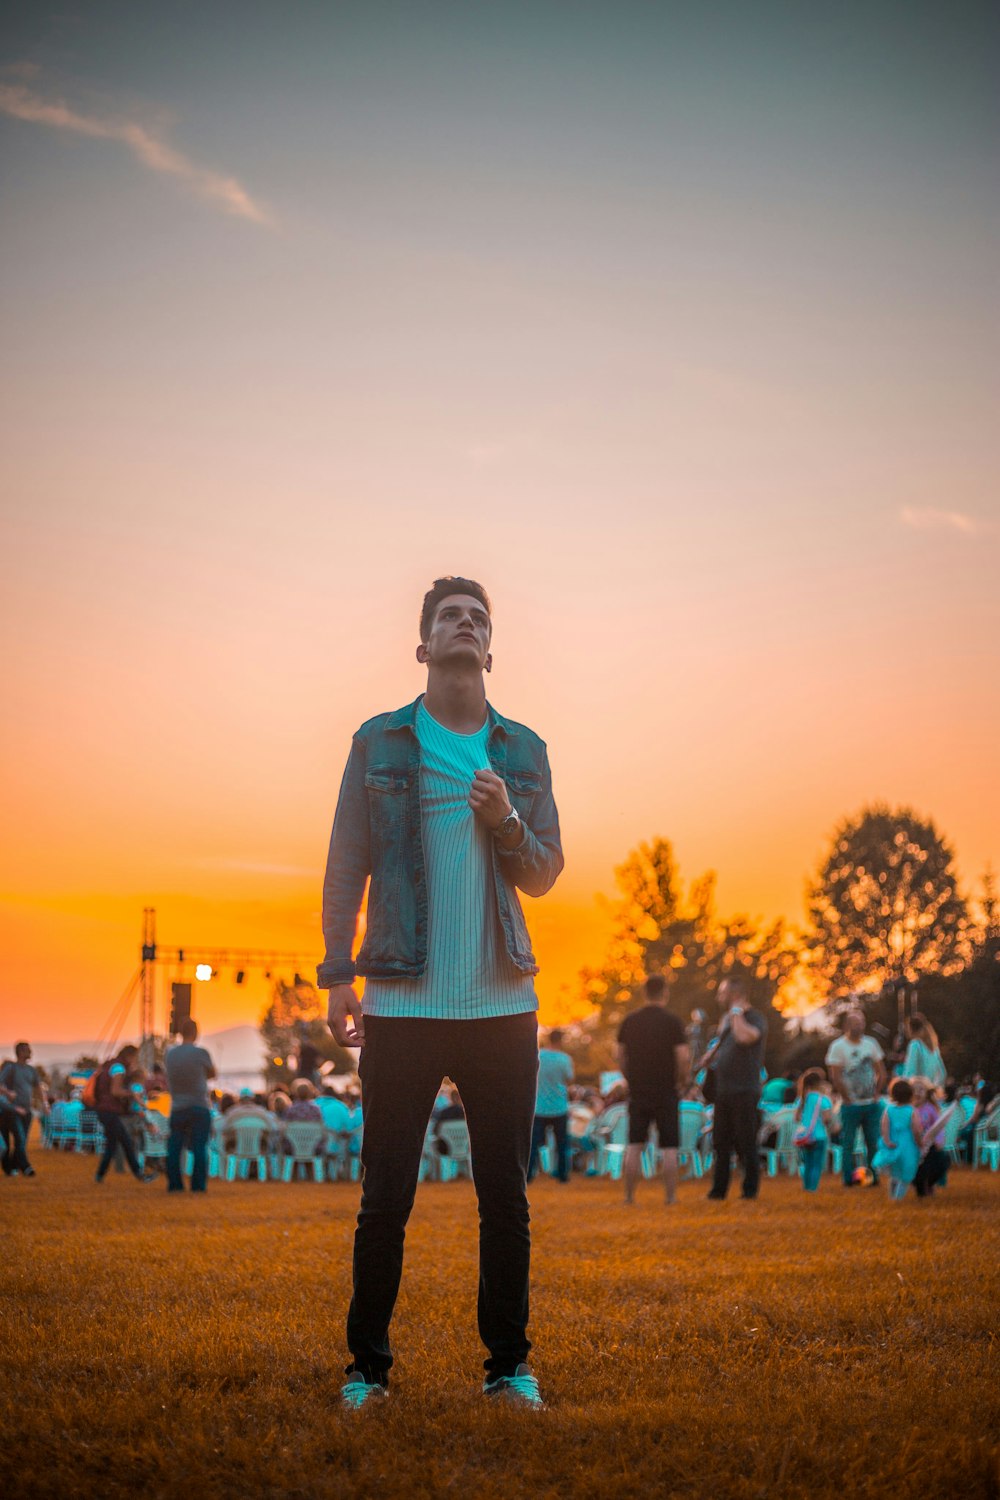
494, 806, 521, 840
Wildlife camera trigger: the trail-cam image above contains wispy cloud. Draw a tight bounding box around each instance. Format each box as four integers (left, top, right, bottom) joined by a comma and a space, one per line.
0, 79, 270, 225
898, 506, 988, 536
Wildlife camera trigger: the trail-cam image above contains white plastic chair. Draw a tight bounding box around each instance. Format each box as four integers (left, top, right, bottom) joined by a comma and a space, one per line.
678, 1105, 707, 1179
594, 1108, 629, 1179
281, 1122, 328, 1182
76, 1111, 104, 1154
436, 1120, 473, 1181
975, 1111, 1000, 1171
764, 1109, 798, 1176
224, 1119, 271, 1181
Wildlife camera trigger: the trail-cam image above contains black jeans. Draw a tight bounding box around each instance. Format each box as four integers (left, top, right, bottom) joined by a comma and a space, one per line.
711, 1092, 761, 1199
96, 1111, 143, 1179
347, 1012, 538, 1384
528, 1114, 570, 1182
914, 1145, 948, 1197
0, 1109, 30, 1173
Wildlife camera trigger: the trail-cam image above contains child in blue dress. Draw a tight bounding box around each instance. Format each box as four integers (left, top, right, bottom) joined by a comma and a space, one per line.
794, 1068, 832, 1192
874, 1078, 924, 1200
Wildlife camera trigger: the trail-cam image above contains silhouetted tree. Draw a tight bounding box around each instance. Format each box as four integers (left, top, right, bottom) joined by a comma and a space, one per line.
259, 977, 355, 1087
581, 836, 797, 1069
806, 804, 970, 1003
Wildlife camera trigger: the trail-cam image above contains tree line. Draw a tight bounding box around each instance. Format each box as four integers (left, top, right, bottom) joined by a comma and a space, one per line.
576, 804, 999, 1083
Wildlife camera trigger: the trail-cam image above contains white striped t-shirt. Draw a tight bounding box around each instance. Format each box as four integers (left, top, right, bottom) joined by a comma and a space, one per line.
362, 701, 538, 1020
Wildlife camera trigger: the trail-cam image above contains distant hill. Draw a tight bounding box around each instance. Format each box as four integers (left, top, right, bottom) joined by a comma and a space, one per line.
5, 1024, 265, 1074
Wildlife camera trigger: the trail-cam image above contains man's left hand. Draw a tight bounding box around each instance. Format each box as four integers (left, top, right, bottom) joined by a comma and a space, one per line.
468, 769, 512, 831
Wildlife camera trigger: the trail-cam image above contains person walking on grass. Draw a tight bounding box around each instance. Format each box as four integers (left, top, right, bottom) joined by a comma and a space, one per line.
528, 1029, 574, 1184
164, 1018, 217, 1193
705, 974, 767, 1202
873, 1078, 923, 1201
825, 1009, 886, 1188
793, 1069, 833, 1192
1, 1042, 45, 1178
617, 975, 690, 1206
321, 577, 563, 1412
93, 1046, 156, 1185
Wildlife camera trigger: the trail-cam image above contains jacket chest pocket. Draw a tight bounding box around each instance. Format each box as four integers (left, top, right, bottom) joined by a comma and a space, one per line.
365, 768, 412, 835
506, 769, 541, 818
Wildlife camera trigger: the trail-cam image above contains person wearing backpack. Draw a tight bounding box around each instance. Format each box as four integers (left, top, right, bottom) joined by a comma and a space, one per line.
92, 1045, 156, 1184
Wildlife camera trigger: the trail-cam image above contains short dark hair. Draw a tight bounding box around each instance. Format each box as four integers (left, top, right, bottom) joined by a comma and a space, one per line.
722, 972, 749, 999
548, 1029, 564, 1046
644, 975, 668, 1001
419, 577, 492, 643
14, 1041, 30, 1056
889, 1078, 913, 1104
179, 1017, 198, 1042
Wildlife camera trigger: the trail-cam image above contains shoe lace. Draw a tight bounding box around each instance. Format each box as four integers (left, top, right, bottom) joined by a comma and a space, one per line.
501, 1371, 542, 1402
342, 1379, 381, 1408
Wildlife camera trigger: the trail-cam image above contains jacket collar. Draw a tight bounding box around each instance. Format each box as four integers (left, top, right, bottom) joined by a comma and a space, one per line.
384, 695, 516, 737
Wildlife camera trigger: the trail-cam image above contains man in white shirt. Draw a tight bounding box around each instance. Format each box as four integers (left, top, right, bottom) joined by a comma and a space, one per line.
826, 1009, 886, 1186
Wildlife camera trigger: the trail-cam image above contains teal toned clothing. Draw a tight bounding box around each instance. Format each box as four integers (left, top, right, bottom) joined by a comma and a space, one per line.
796, 1091, 832, 1145
535, 1048, 574, 1115
363, 701, 537, 1020
873, 1102, 920, 1183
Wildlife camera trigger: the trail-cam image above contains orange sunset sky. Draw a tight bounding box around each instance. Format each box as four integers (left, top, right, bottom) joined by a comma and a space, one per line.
2, 3, 998, 1044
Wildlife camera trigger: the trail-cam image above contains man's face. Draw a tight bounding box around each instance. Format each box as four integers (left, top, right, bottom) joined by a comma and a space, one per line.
418, 594, 492, 671
845, 1012, 865, 1040
16, 1045, 30, 1063
718, 980, 741, 1012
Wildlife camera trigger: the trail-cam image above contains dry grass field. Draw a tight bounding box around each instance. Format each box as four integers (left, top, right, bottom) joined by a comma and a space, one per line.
4, 1153, 1000, 1500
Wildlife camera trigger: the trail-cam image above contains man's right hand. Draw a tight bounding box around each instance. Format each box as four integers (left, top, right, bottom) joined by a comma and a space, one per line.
327, 984, 365, 1048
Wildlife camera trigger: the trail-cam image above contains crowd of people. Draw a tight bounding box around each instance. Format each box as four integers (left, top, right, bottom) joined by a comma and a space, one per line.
518, 984, 998, 1206
3, 998, 998, 1204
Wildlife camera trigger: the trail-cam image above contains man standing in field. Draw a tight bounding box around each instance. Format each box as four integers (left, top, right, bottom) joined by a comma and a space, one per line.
705, 975, 767, 1202
617, 976, 690, 1206
164, 1018, 217, 1193
0, 1042, 46, 1177
320, 577, 563, 1411
826, 1009, 886, 1187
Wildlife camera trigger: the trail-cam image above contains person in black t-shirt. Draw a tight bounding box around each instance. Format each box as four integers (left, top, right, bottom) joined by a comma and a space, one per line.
617, 975, 690, 1205
705, 974, 767, 1201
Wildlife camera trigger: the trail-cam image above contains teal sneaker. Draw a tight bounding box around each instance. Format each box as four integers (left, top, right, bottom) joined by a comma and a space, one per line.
483, 1363, 545, 1409
340, 1372, 388, 1411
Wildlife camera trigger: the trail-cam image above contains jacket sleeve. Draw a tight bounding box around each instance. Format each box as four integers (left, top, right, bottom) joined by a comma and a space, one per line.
497, 743, 564, 898
317, 734, 371, 988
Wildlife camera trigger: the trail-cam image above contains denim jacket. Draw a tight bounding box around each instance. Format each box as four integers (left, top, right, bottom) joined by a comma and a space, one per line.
317, 696, 563, 987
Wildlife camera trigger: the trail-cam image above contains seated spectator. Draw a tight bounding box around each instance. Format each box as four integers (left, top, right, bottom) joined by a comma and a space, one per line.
269, 1090, 292, 1123
216, 1089, 280, 1150
286, 1080, 323, 1123
317, 1087, 351, 1134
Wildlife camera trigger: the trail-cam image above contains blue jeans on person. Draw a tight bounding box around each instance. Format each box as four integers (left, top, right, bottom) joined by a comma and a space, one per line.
800, 1141, 825, 1192
167, 1106, 212, 1192
528, 1113, 570, 1183
839, 1101, 881, 1183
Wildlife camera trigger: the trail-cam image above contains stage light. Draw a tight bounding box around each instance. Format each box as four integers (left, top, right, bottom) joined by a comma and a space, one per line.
195, 964, 213, 982
273, 1057, 284, 1067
